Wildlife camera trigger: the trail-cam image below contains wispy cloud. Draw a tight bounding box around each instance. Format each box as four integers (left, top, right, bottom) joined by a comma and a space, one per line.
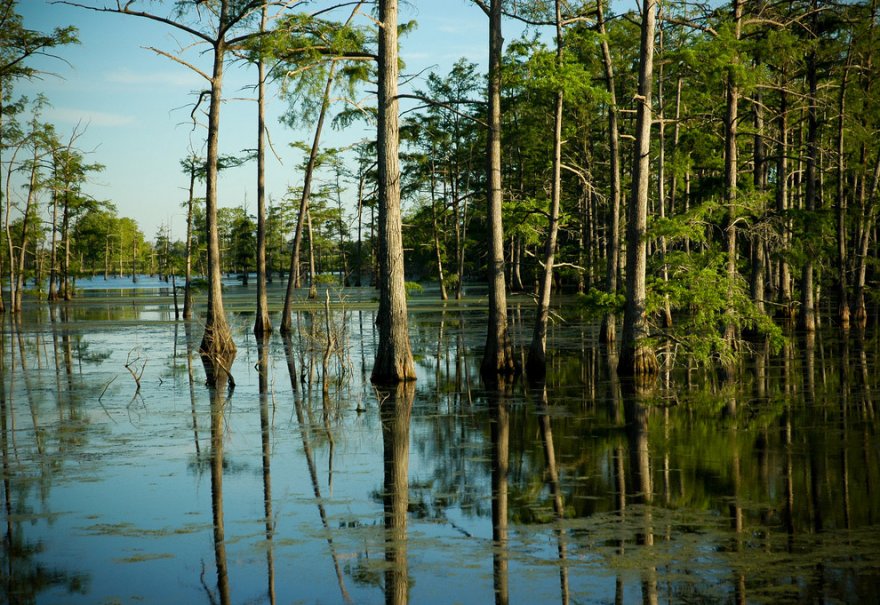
105, 67, 195, 88
47, 107, 136, 128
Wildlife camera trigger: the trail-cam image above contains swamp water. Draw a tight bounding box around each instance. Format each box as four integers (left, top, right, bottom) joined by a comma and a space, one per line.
2, 283, 879, 604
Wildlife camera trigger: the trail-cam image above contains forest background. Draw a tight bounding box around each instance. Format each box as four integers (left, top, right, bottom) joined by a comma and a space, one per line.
2, 0, 878, 378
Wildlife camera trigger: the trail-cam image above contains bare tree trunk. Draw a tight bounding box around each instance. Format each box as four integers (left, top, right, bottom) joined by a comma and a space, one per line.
430, 161, 448, 300
526, 0, 564, 380
355, 167, 364, 287
723, 0, 743, 351
371, 0, 416, 384
480, 0, 517, 378
618, 0, 659, 378
48, 166, 58, 302
854, 148, 880, 328
751, 95, 766, 316
199, 31, 237, 384
777, 81, 793, 320
61, 193, 71, 301
281, 64, 336, 332
597, 0, 621, 344
306, 206, 317, 299
656, 15, 672, 329
183, 161, 196, 320
0, 87, 5, 314
253, 5, 272, 337
836, 59, 851, 330
13, 153, 39, 312
800, 25, 818, 333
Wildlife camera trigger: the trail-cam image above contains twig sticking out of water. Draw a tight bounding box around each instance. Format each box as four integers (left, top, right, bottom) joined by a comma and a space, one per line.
125, 349, 147, 393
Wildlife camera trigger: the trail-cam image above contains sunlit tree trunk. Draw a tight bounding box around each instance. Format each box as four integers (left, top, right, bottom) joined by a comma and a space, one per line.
253, 5, 271, 337
723, 0, 743, 350
281, 65, 335, 332
182, 160, 196, 320
800, 20, 818, 333
371, 0, 416, 384
430, 161, 448, 300
776, 80, 794, 320
618, 0, 659, 378
526, 0, 564, 380
751, 94, 767, 316
480, 0, 516, 378
854, 150, 879, 328
200, 31, 237, 382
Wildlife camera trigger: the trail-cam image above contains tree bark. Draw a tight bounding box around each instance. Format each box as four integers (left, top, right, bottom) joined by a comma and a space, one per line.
253, 5, 272, 337
800, 17, 819, 333
526, 0, 564, 380
371, 0, 416, 384
199, 27, 237, 385
281, 64, 336, 332
723, 0, 743, 350
618, 0, 659, 378
751, 94, 766, 316
480, 0, 517, 378
182, 161, 196, 320
776, 79, 793, 320
598, 0, 621, 345
836, 58, 851, 330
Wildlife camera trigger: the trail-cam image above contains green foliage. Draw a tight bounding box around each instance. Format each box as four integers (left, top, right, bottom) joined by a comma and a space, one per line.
404, 281, 423, 297
648, 249, 784, 369
577, 288, 625, 318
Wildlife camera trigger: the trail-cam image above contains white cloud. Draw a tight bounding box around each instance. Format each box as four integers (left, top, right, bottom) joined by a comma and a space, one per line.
105, 67, 196, 88
46, 107, 136, 128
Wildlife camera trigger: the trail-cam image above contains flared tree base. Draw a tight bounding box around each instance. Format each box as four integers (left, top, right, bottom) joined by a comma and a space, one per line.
200, 323, 238, 388
617, 343, 659, 378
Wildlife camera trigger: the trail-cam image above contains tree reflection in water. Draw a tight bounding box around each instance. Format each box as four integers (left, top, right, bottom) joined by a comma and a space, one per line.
489, 380, 509, 605
380, 381, 414, 605
0, 297, 879, 603
208, 369, 232, 605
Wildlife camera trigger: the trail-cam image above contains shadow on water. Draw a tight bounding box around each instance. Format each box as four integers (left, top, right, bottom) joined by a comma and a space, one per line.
1, 289, 879, 603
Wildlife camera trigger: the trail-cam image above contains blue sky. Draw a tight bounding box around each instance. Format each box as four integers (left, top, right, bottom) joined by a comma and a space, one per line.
14, 0, 493, 242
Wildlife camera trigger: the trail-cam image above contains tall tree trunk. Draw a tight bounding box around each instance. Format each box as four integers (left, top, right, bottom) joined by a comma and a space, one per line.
306, 206, 317, 299
355, 167, 364, 287
430, 160, 448, 300
371, 0, 416, 384
480, 0, 517, 378
656, 14, 672, 329
281, 64, 335, 332
836, 58, 851, 330
13, 151, 39, 312
200, 30, 237, 384
854, 148, 880, 328
776, 80, 793, 319
253, 5, 272, 337
183, 161, 196, 320
723, 0, 743, 351
526, 0, 564, 380
48, 165, 58, 302
618, 0, 659, 378
598, 0, 621, 344
0, 86, 5, 314
800, 22, 819, 333
61, 193, 71, 301
751, 95, 766, 316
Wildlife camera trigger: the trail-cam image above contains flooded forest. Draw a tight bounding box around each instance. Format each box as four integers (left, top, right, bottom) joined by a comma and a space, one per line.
3, 0, 880, 603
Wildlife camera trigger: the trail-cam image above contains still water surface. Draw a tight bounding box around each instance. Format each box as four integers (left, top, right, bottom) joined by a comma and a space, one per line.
2, 284, 879, 604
